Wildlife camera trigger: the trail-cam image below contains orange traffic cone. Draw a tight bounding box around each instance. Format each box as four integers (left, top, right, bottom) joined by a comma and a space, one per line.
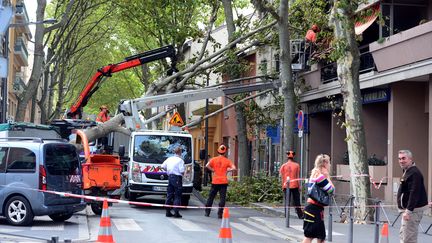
379, 223, 389, 243
97, 199, 115, 243
218, 207, 233, 243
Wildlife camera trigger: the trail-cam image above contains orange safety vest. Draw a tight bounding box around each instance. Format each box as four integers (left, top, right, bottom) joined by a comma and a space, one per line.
279, 161, 300, 189
96, 111, 110, 122
305, 29, 317, 43
208, 156, 234, 184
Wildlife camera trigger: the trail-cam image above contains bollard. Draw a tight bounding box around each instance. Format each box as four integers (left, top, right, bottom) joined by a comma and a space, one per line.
285, 177, 290, 228
348, 196, 354, 243
327, 195, 333, 242
374, 199, 381, 243
50, 236, 59, 243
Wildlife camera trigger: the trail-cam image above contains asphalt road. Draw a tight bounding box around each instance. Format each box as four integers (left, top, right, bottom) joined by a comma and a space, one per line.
0, 195, 296, 242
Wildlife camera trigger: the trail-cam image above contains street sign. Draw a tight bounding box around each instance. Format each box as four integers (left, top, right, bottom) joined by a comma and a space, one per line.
169, 112, 184, 127
297, 110, 304, 131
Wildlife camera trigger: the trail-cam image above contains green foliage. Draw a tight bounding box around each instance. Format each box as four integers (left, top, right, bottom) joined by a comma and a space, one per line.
226, 173, 283, 205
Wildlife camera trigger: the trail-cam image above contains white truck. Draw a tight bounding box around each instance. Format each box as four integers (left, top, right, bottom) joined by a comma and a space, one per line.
118, 81, 279, 206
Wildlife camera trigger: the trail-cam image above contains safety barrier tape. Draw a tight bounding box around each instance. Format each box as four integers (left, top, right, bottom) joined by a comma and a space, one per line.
1, 184, 431, 210
283, 173, 391, 190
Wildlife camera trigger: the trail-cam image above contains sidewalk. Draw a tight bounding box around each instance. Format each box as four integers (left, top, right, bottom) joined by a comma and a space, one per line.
251, 202, 432, 243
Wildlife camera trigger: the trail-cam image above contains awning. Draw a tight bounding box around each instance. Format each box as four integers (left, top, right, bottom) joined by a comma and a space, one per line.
355, 3, 380, 35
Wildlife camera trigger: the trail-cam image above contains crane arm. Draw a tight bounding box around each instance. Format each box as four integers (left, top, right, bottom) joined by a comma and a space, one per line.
67, 45, 176, 118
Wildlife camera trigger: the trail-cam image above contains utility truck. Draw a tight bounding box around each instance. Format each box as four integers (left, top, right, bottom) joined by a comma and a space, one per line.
118, 80, 280, 206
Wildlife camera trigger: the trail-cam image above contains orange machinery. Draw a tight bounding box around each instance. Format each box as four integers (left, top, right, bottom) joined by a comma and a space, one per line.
76, 130, 122, 214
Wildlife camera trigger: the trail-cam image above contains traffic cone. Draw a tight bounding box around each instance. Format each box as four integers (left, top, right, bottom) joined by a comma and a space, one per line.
379, 223, 389, 243
97, 199, 115, 243
218, 207, 233, 243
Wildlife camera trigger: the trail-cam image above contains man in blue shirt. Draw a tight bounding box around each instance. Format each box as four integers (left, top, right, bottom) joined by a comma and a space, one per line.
161, 146, 185, 218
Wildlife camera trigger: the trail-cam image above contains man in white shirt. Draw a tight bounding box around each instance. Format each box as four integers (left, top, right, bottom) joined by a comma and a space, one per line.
161, 146, 185, 218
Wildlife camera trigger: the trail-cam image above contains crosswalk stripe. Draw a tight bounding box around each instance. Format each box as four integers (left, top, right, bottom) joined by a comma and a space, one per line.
168, 218, 208, 232
289, 224, 344, 236
231, 222, 267, 237
112, 218, 142, 231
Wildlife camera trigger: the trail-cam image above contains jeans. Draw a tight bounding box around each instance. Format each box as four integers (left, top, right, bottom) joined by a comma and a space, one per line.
165, 174, 182, 214
205, 184, 228, 216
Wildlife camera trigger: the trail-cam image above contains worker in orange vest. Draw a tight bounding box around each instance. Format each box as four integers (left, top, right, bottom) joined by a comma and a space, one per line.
96, 105, 110, 123
204, 144, 236, 218
280, 150, 304, 219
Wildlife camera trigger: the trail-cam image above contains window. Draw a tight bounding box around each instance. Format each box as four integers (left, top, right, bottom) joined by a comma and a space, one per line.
6, 147, 36, 172
45, 144, 80, 175
0, 147, 7, 172
133, 135, 192, 164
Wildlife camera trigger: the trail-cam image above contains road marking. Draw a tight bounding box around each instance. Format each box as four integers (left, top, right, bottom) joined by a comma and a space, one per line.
168, 218, 207, 231
231, 222, 267, 237
239, 219, 291, 240
112, 218, 142, 231
0, 228, 22, 233
288, 224, 344, 236
31, 222, 64, 231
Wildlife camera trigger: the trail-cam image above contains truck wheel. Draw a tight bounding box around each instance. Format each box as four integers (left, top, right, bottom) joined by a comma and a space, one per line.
5, 196, 34, 226
49, 213, 73, 222
91, 202, 103, 215
181, 195, 190, 207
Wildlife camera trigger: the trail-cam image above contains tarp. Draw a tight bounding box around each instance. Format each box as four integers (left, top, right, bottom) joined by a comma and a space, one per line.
355, 3, 380, 35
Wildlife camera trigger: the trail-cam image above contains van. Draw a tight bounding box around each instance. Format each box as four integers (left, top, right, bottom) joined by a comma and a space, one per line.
0, 137, 86, 226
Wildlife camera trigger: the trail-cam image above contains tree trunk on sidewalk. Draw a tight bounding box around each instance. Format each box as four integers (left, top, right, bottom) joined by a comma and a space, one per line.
330, 0, 372, 222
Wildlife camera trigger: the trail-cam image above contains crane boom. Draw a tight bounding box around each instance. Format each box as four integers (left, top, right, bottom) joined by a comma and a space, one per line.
67, 45, 176, 119
119, 80, 280, 130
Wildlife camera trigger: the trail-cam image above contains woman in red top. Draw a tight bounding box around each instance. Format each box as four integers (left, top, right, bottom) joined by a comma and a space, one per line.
303, 154, 334, 243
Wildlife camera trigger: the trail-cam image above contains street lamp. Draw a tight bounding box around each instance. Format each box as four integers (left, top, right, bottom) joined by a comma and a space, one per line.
0, 18, 57, 123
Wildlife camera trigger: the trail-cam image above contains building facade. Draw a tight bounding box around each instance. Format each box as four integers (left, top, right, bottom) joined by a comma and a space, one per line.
298, 0, 432, 205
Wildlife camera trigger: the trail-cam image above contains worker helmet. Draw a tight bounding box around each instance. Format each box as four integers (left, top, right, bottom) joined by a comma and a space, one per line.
217, 144, 227, 154
286, 150, 296, 159
100, 105, 109, 112
311, 24, 320, 32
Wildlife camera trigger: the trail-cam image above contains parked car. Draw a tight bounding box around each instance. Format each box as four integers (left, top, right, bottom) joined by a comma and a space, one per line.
0, 137, 86, 226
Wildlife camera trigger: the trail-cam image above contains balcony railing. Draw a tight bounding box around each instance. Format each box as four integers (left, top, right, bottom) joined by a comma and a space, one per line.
320, 51, 376, 83
14, 38, 29, 66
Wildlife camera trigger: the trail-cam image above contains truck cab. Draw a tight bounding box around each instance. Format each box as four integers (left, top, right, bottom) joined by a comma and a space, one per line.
125, 130, 194, 206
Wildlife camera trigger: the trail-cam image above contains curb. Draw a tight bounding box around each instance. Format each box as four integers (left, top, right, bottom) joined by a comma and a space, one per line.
247, 217, 303, 242
250, 203, 285, 218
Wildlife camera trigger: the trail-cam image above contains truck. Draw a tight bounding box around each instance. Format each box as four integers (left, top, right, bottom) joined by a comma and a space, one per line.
118, 80, 280, 206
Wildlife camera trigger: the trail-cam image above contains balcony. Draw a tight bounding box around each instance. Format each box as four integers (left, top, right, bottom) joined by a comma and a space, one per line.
14, 3, 31, 37
320, 51, 376, 84
370, 20, 432, 72
13, 72, 26, 95
14, 38, 29, 66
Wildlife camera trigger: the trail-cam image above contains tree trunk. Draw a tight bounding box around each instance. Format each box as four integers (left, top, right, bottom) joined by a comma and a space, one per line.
330, 0, 372, 222
15, 0, 47, 121
222, 0, 250, 178
278, 0, 295, 152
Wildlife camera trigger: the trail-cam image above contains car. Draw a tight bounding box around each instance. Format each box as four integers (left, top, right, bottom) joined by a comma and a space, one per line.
0, 137, 86, 226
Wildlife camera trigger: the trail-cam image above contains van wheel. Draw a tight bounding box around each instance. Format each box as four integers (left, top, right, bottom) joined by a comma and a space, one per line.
181, 195, 190, 207
5, 196, 34, 226
49, 213, 73, 222
91, 202, 103, 215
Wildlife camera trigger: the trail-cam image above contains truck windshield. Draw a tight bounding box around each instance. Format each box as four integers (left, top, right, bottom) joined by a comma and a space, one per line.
133, 135, 192, 164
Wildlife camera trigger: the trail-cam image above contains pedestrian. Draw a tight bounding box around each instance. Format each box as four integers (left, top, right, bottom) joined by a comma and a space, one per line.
161, 146, 185, 218
280, 150, 304, 219
204, 144, 236, 218
397, 149, 428, 243
302, 154, 334, 243
96, 105, 110, 123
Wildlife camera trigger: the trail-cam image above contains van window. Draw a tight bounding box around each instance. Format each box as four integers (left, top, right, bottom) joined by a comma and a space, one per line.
45, 144, 80, 175
0, 147, 7, 172
6, 147, 36, 172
